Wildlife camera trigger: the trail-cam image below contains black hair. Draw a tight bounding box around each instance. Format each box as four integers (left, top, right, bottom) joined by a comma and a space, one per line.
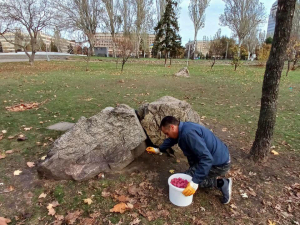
159, 116, 179, 129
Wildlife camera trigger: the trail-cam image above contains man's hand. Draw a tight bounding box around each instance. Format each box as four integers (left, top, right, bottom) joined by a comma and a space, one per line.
182, 181, 199, 196
146, 147, 161, 154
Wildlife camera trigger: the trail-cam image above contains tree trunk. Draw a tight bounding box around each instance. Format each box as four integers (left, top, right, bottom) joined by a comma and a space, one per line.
249, 0, 296, 162
164, 51, 167, 67
238, 39, 243, 59
112, 33, 116, 58
286, 60, 291, 76
29, 52, 36, 66
193, 32, 197, 60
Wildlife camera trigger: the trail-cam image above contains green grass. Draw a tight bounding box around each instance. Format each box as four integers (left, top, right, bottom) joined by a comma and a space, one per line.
0, 58, 299, 224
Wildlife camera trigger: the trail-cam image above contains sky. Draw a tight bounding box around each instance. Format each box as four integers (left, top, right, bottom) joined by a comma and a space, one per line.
178, 0, 276, 45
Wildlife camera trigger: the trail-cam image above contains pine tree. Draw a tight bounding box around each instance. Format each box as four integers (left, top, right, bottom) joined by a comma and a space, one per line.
153, 0, 182, 66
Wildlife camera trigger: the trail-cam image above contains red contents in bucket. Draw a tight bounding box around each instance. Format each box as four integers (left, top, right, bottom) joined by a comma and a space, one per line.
171, 178, 189, 188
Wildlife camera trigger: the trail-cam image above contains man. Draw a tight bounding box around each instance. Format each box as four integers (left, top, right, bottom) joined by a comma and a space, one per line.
146, 116, 232, 204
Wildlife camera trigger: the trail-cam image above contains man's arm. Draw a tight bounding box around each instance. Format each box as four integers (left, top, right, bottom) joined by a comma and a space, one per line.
159, 138, 178, 152
184, 131, 213, 184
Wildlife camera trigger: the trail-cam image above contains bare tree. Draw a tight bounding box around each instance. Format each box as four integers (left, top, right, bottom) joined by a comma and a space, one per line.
101, 0, 122, 57
244, 27, 259, 60
188, 0, 210, 59
0, 0, 54, 65
121, 0, 134, 35
54, 0, 102, 56
291, 0, 300, 38
133, 0, 154, 58
116, 35, 135, 71
156, 0, 167, 23
219, 0, 265, 58
250, 0, 297, 162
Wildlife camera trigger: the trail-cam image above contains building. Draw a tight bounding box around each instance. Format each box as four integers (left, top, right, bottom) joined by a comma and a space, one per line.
266, 1, 278, 38
0, 31, 75, 53
185, 36, 210, 57
94, 33, 156, 57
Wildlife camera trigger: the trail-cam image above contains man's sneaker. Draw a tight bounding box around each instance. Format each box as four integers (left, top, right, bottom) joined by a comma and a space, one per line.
219, 178, 232, 204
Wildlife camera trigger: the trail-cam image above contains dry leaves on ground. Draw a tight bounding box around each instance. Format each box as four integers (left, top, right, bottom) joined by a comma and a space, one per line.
27, 162, 35, 168
47, 201, 60, 216
13, 170, 22, 176
65, 210, 82, 224
38, 193, 47, 199
83, 198, 93, 205
0, 154, 5, 159
110, 202, 133, 214
3, 186, 14, 193
5, 103, 39, 112
5, 150, 14, 154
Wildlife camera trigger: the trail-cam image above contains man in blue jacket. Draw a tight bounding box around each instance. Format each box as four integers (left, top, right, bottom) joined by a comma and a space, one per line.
146, 116, 232, 204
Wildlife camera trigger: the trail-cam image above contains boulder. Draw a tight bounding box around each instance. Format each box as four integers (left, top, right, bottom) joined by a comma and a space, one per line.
174, 67, 190, 77
38, 104, 147, 181
136, 96, 203, 147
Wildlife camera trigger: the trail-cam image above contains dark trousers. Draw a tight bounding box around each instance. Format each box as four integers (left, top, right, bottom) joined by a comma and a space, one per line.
184, 163, 231, 188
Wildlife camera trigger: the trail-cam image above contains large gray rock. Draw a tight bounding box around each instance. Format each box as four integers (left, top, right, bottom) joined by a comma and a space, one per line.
38, 104, 147, 181
174, 67, 190, 78
137, 96, 203, 147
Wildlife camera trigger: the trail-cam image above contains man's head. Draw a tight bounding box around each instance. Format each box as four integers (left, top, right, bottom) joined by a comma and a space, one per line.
159, 116, 180, 139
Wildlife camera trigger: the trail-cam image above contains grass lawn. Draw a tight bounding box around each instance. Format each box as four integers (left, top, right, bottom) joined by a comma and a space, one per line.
0, 58, 299, 224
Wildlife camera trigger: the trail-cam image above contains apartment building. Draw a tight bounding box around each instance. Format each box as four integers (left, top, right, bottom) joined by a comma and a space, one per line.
185, 36, 210, 57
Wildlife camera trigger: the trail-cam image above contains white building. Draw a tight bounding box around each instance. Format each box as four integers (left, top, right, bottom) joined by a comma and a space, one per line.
185, 36, 210, 57
266, 1, 278, 38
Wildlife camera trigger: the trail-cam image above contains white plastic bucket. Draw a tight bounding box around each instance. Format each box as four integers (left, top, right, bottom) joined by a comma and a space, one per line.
168, 173, 193, 207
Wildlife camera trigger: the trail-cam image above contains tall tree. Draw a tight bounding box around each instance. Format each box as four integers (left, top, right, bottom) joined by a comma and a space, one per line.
121, 0, 134, 35
0, 0, 54, 65
250, 0, 297, 162
244, 27, 259, 60
219, 0, 265, 58
291, 0, 300, 38
153, 0, 181, 66
133, 0, 154, 58
156, 0, 167, 24
101, 0, 122, 57
188, 0, 210, 59
54, 0, 102, 56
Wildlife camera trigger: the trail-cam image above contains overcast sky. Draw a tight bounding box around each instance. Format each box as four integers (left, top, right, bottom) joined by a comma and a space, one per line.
178, 0, 276, 45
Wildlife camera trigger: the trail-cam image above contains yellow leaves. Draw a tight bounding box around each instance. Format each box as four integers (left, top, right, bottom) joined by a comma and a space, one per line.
27, 162, 35, 168
268, 220, 276, 225
38, 193, 47, 199
271, 150, 279, 155
169, 170, 175, 174
13, 170, 22, 176
110, 202, 132, 214
47, 201, 60, 216
83, 198, 93, 205
40, 155, 47, 160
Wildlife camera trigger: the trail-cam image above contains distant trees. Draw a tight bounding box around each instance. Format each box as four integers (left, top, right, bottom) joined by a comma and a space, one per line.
189, 0, 210, 59
265, 37, 273, 44
153, 0, 182, 66
220, 0, 265, 58
0, 0, 55, 65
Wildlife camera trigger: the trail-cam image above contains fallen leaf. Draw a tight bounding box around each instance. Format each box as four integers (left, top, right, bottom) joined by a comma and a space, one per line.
7, 135, 15, 140
13, 170, 22, 176
5, 102, 39, 112
48, 207, 56, 216
117, 195, 129, 202
0, 154, 5, 159
200, 207, 205, 212
3, 186, 15, 193
80, 218, 95, 224
241, 193, 248, 198
38, 193, 47, 199
17, 134, 27, 141
176, 159, 180, 163
230, 203, 237, 209
55, 215, 64, 221
268, 220, 276, 225
40, 155, 46, 160
50, 201, 60, 207
271, 150, 279, 155
5, 150, 14, 154
130, 218, 141, 225
83, 198, 93, 205
1, 130, 7, 134
126, 203, 134, 209
24, 127, 32, 131
27, 162, 35, 168
169, 170, 175, 174
0, 217, 11, 225
65, 210, 82, 224
101, 191, 111, 197
110, 202, 129, 213
222, 128, 227, 132
89, 212, 101, 218
128, 186, 139, 196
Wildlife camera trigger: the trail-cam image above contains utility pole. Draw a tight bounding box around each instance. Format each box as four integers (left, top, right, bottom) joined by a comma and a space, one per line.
187, 39, 191, 66
225, 40, 229, 60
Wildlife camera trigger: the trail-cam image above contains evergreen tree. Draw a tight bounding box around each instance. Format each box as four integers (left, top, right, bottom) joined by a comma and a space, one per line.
153, 0, 181, 66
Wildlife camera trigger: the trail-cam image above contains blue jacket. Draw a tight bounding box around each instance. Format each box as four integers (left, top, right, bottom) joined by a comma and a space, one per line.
159, 122, 230, 184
